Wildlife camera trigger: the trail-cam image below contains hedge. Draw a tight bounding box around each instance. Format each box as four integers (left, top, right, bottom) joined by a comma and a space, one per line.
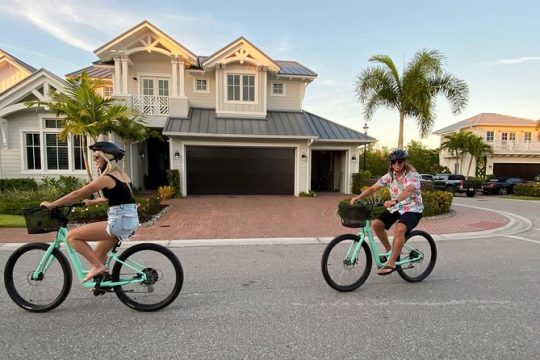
514, 183, 540, 197
0, 178, 38, 192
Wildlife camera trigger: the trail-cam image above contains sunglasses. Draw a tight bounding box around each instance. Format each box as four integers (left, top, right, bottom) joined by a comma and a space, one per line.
391, 159, 404, 165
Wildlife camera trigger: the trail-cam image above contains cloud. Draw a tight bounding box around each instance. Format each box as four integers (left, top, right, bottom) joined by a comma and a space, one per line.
0, 0, 141, 52
486, 56, 540, 66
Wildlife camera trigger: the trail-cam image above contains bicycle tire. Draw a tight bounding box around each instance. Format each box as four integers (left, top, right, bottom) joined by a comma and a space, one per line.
397, 230, 437, 282
112, 243, 183, 312
4, 242, 72, 312
321, 234, 372, 292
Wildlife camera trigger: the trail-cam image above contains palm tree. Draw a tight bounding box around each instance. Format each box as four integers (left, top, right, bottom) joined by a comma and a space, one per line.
440, 131, 470, 173
26, 72, 137, 182
465, 134, 494, 177
355, 49, 469, 148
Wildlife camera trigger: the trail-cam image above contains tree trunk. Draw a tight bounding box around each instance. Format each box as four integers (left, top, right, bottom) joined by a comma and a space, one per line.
398, 112, 404, 148
82, 136, 94, 183
466, 154, 474, 177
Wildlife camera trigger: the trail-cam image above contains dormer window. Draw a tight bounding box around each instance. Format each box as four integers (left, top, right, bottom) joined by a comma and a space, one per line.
226, 73, 255, 102
194, 78, 209, 93
271, 82, 285, 96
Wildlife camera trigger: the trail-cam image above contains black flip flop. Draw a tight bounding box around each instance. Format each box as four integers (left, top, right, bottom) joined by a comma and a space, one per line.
377, 265, 396, 276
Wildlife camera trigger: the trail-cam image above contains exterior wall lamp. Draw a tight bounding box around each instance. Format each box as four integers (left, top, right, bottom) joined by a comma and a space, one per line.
139, 151, 145, 159
174, 151, 180, 158
351, 156, 357, 162
301, 153, 307, 160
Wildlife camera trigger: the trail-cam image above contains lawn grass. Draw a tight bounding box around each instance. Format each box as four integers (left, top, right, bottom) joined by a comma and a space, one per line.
0, 214, 26, 228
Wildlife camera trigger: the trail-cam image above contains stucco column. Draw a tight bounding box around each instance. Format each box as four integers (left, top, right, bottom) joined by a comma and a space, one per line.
121, 56, 128, 95
113, 56, 121, 94
178, 57, 185, 97
171, 56, 178, 97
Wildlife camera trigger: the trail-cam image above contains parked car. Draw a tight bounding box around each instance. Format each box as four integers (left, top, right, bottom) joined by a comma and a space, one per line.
482, 177, 526, 195
433, 174, 482, 197
420, 174, 433, 181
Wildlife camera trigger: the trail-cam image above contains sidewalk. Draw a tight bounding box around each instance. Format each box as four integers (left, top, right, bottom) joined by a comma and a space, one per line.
0, 194, 508, 243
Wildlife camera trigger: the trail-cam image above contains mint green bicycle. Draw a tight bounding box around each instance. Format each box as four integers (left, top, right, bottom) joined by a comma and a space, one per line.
321, 202, 437, 292
4, 206, 183, 312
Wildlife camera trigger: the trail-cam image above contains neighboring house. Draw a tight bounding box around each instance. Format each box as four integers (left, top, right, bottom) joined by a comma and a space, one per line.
433, 113, 540, 179
0, 20, 375, 195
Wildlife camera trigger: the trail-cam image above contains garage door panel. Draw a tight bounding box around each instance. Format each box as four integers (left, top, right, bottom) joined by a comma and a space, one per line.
186, 146, 294, 195
493, 163, 540, 180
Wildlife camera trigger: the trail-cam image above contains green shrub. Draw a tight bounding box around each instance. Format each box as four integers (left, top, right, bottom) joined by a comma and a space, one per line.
514, 183, 540, 197
0, 188, 62, 215
137, 197, 163, 222
422, 191, 453, 217
166, 169, 182, 198
0, 178, 38, 192
420, 180, 434, 191
299, 190, 316, 197
41, 176, 83, 196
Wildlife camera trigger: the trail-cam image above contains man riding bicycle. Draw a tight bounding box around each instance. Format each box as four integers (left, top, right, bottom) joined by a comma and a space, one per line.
350, 149, 423, 275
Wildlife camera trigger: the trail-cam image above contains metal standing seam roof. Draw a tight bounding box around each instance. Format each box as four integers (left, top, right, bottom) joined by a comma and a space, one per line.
195, 56, 316, 76
0, 49, 37, 73
164, 108, 373, 142
65, 65, 113, 78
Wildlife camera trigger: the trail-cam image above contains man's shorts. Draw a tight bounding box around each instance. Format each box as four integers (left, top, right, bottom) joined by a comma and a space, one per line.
106, 204, 139, 241
376, 210, 422, 233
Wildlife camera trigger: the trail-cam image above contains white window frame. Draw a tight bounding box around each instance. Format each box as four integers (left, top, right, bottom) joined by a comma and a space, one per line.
486, 130, 494, 142
224, 70, 258, 104
524, 131, 532, 143
270, 81, 286, 96
19, 115, 87, 174
137, 73, 171, 96
193, 78, 209, 93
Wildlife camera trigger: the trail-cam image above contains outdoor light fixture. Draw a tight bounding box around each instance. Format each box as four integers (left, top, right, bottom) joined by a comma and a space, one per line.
174, 151, 180, 158
139, 151, 145, 159
351, 156, 357, 161
301, 153, 307, 160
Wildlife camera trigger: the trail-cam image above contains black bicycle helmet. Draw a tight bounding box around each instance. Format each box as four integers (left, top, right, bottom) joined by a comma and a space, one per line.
389, 148, 408, 161
89, 141, 125, 161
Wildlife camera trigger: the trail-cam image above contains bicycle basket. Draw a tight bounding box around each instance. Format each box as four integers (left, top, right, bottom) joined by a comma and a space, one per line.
337, 203, 372, 228
23, 208, 65, 234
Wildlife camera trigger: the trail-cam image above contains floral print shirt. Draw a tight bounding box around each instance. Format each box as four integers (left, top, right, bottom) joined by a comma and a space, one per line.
376, 170, 424, 214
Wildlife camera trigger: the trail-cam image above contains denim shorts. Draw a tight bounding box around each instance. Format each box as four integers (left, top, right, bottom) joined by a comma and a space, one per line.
106, 204, 139, 241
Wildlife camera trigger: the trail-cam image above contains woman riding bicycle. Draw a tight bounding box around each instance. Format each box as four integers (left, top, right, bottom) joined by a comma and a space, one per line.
349, 149, 423, 275
40, 141, 139, 283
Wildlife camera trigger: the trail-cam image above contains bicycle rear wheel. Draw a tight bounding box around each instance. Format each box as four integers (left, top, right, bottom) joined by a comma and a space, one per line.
4, 243, 72, 312
397, 230, 437, 282
321, 234, 372, 292
112, 243, 183, 312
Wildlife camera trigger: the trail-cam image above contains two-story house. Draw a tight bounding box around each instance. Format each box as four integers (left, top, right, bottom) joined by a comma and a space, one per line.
433, 113, 540, 179
0, 21, 374, 195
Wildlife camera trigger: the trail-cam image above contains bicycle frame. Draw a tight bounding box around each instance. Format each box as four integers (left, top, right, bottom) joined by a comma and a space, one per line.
347, 220, 425, 268
32, 225, 149, 289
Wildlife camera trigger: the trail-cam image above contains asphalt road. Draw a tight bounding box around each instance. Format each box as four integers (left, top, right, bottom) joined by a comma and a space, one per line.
1, 196, 539, 359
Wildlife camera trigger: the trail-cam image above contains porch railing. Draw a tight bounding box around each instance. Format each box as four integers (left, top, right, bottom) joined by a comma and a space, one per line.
441, 141, 540, 157
132, 95, 169, 115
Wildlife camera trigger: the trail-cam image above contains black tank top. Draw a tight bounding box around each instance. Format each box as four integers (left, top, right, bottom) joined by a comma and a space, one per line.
102, 174, 136, 206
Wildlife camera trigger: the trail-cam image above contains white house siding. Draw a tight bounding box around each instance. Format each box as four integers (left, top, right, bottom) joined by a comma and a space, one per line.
128, 52, 173, 95
185, 72, 215, 109
266, 78, 303, 111
216, 64, 266, 117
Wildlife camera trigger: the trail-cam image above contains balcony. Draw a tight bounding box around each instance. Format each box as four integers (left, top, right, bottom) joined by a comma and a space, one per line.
491, 141, 540, 154
133, 95, 169, 115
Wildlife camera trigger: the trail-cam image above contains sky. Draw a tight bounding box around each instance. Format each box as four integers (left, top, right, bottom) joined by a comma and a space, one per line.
1, 0, 539, 149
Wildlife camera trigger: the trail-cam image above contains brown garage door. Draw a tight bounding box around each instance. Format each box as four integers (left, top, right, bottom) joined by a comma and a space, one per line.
493, 163, 540, 180
186, 146, 295, 195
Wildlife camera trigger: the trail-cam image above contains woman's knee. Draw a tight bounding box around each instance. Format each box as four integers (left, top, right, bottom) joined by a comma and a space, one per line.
371, 220, 384, 231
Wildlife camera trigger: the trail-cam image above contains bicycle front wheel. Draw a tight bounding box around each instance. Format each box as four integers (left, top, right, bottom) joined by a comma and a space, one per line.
321, 234, 372, 292
112, 243, 183, 312
397, 230, 437, 282
4, 242, 72, 312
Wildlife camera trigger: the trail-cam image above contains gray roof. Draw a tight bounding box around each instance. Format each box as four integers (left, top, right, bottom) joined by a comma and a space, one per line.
164, 108, 373, 143
0, 49, 37, 73
66, 65, 113, 78
433, 113, 537, 134
196, 56, 316, 77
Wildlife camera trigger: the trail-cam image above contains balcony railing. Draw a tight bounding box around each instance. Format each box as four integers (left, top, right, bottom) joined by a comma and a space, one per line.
132, 95, 169, 115
441, 141, 540, 157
